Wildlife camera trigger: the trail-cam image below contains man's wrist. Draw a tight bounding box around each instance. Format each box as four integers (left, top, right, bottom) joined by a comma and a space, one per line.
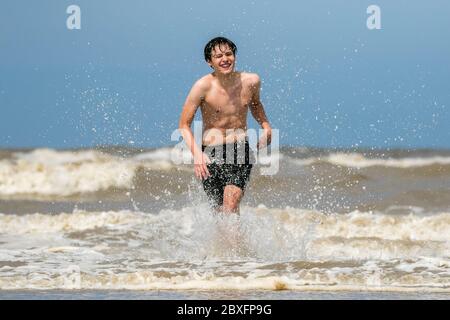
261, 123, 271, 131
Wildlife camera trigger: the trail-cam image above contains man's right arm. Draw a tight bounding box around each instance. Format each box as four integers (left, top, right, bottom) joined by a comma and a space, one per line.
178, 79, 206, 157
178, 79, 211, 179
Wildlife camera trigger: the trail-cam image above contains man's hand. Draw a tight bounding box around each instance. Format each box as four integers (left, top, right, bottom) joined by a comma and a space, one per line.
194, 152, 212, 180
257, 128, 272, 150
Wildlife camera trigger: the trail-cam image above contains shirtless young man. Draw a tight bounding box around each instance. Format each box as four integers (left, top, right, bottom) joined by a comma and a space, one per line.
179, 37, 272, 214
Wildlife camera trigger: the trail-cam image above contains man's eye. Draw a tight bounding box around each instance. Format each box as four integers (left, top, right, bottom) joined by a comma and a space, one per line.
215, 55, 223, 58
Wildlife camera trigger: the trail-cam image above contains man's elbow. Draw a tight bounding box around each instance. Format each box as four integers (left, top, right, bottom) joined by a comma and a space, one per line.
178, 123, 192, 136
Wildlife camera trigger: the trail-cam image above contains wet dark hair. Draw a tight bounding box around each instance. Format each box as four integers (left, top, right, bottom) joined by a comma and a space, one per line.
204, 37, 237, 62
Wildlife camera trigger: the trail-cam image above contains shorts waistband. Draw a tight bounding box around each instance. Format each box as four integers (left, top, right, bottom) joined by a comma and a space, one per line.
201, 139, 253, 165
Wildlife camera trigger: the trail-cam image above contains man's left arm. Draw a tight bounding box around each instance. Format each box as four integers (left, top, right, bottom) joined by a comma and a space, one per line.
249, 74, 272, 149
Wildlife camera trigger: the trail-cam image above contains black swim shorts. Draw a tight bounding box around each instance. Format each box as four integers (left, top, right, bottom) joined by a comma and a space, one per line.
201, 139, 254, 209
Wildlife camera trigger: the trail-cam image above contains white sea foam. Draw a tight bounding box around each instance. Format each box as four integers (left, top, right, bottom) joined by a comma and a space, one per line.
0, 147, 285, 197
133, 147, 190, 170
2, 147, 448, 198
326, 153, 450, 168
0, 149, 137, 196
289, 152, 450, 168
0, 206, 448, 256
0, 206, 449, 291
0, 258, 449, 291
0, 148, 188, 197
0, 210, 144, 234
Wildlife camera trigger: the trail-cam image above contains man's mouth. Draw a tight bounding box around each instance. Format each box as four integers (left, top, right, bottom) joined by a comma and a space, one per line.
219, 63, 231, 69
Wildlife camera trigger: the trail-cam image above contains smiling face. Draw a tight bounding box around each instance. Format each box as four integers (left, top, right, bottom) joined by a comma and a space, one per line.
207, 44, 236, 75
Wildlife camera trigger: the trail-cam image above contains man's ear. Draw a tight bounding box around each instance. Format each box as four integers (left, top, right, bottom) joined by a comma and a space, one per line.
206, 60, 213, 69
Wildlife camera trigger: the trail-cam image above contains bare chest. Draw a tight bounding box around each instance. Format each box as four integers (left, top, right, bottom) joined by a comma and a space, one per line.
202, 85, 252, 115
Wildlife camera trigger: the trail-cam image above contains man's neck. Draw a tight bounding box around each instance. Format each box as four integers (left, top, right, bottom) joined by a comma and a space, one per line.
213, 71, 239, 87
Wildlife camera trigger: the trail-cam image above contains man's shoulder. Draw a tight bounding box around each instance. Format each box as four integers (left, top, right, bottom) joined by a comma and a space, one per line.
240, 72, 260, 86
189, 74, 213, 98
193, 74, 214, 88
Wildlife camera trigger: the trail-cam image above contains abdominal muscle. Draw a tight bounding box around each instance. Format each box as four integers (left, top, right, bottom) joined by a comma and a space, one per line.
202, 126, 248, 146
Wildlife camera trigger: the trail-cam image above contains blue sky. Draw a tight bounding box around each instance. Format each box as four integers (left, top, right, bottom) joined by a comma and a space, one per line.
0, 0, 449, 149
